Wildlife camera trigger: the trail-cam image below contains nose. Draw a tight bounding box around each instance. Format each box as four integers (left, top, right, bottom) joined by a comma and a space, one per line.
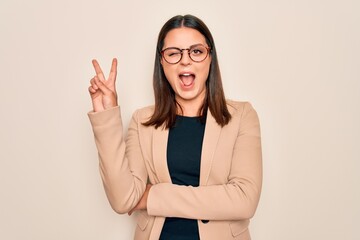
179, 50, 191, 65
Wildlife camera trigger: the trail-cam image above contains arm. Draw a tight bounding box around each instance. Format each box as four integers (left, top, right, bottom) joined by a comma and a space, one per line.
88, 59, 147, 214
88, 107, 148, 214
147, 103, 262, 220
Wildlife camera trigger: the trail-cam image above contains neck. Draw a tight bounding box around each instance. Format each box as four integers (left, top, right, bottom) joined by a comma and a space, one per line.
176, 96, 206, 117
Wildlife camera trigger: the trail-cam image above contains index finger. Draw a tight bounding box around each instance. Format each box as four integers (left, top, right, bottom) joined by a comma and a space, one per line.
92, 59, 106, 81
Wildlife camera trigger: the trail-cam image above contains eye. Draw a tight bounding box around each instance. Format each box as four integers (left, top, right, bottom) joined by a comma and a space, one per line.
191, 48, 204, 55
169, 52, 180, 57
165, 48, 181, 57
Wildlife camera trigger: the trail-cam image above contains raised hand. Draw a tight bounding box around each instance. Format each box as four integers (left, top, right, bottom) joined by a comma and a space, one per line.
88, 58, 118, 112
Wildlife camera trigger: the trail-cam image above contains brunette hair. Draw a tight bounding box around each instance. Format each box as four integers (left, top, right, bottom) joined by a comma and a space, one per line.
143, 14, 231, 129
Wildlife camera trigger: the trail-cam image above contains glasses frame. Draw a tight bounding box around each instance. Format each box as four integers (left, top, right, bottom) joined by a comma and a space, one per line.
161, 44, 211, 64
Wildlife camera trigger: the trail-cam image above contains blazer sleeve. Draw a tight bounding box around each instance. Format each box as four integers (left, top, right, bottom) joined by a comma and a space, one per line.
147, 102, 262, 220
88, 106, 147, 214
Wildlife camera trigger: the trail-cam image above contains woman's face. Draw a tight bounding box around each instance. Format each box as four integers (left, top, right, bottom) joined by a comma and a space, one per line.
161, 27, 211, 111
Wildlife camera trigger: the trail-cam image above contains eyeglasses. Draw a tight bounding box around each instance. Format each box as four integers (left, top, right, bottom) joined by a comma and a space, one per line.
161, 44, 211, 64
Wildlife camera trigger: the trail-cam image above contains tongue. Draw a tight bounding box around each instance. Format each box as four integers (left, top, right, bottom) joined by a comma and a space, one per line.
180, 75, 195, 86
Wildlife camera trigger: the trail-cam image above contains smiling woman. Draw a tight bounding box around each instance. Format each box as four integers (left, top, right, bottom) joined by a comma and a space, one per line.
88, 15, 262, 240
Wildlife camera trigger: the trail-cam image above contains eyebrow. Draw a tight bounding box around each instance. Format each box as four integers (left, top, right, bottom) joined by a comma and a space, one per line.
162, 43, 206, 50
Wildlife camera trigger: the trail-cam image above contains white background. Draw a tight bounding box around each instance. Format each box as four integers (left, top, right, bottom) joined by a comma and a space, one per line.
0, 0, 359, 239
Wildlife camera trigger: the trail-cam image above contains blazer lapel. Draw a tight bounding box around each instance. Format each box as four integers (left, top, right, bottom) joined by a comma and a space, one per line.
152, 126, 172, 183
199, 110, 222, 186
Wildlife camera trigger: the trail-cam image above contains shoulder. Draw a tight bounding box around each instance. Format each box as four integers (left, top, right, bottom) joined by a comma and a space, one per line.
226, 99, 257, 118
131, 105, 155, 122
225, 100, 261, 134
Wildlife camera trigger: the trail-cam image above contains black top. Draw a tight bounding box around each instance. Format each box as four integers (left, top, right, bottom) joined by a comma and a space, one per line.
159, 115, 206, 240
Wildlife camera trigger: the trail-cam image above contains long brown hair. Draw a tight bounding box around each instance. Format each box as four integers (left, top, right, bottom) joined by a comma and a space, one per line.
143, 14, 231, 129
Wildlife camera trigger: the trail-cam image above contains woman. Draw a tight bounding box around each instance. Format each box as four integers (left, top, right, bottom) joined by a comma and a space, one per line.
88, 15, 262, 240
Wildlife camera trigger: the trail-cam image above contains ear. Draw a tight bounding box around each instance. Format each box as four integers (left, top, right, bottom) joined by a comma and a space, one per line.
207, 52, 212, 64
160, 52, 166, 66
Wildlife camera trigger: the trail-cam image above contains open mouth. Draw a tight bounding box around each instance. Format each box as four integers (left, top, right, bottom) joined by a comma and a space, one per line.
179, 73, 195, 87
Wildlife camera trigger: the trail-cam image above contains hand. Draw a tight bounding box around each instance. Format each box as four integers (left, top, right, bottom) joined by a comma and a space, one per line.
128, 184, 152, 216
88, 58, 118, 112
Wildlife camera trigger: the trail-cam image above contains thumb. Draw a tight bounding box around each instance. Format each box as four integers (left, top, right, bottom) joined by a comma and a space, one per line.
94, 77, 111, 95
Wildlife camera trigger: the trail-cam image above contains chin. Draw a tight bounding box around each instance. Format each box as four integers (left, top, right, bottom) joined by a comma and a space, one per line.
178, 91, 201, 101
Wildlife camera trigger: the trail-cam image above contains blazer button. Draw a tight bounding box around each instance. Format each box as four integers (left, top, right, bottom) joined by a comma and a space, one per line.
201, 220, 209, 224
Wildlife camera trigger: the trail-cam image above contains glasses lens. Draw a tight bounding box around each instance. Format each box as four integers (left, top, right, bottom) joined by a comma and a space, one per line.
189, 45, 208, 62
163, 48, 181, 64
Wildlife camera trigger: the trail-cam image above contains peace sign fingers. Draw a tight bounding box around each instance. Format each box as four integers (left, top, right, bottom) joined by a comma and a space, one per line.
89, 58, 119, 112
